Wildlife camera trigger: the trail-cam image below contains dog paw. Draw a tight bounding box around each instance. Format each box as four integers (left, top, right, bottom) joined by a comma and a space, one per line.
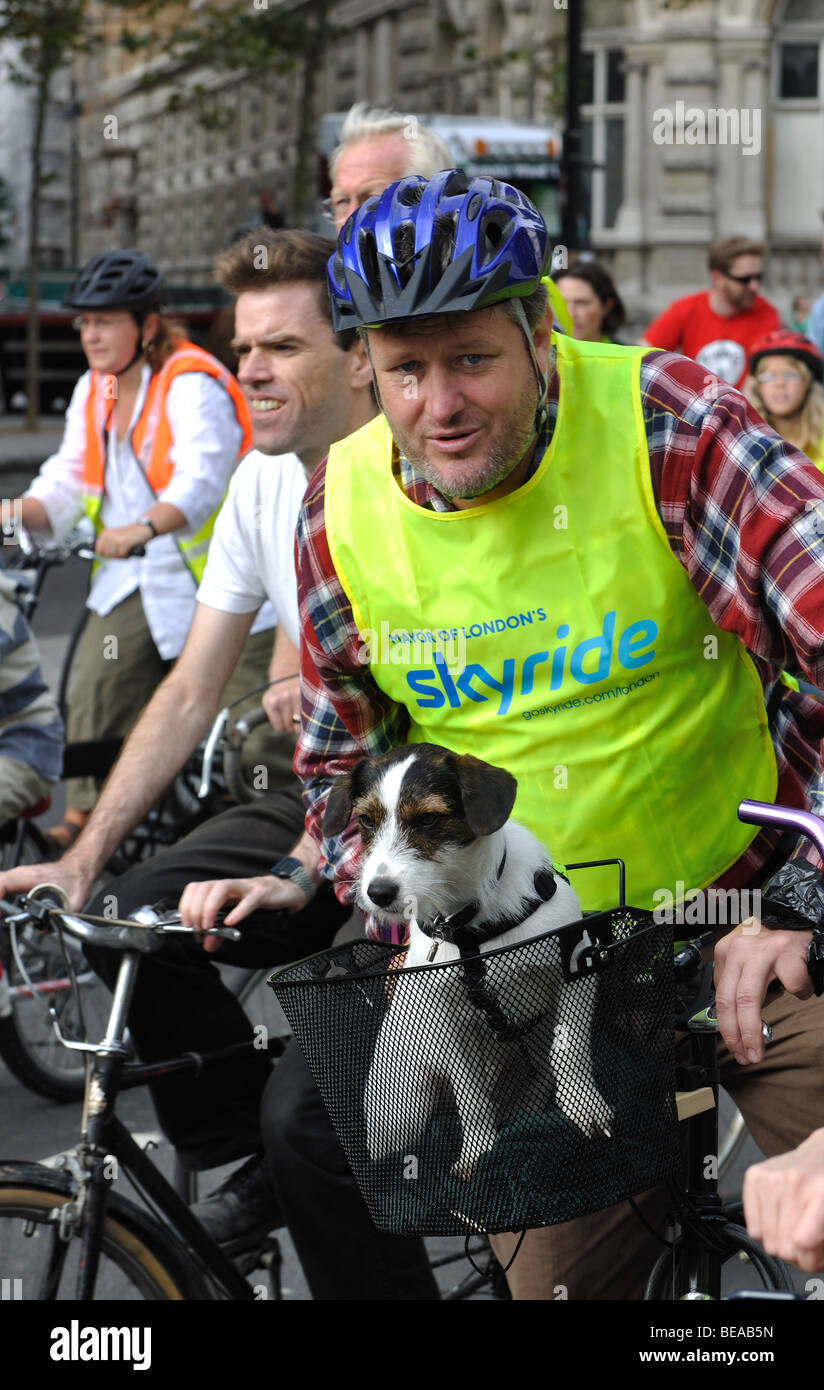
451, 1156, 477, 1181
559, 1096, 615, 1140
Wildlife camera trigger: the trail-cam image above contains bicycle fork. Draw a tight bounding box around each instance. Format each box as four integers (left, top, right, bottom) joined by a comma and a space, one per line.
677, 1029, 723, 1300
68, 951, 141, 1299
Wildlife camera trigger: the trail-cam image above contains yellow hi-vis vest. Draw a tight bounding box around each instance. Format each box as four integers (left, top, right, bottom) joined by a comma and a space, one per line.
324, 333, 778, 910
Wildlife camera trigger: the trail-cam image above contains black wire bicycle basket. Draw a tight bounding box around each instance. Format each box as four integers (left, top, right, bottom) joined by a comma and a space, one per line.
270, 905, 681, 1236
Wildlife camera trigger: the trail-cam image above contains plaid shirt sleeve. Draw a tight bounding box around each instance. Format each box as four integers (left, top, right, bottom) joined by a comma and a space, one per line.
296, 348, 824, 901
294, 462, 409, 902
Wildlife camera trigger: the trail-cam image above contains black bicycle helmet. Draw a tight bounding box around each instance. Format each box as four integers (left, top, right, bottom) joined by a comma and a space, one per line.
327, 169, 550, 332
63, 250, 165, 313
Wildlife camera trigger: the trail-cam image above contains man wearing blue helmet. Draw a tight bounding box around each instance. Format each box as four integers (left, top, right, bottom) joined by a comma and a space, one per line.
252, 168, 824, 1298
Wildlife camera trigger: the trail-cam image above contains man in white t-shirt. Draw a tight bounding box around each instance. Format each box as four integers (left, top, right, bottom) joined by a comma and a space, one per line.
0, 226, 380, 1222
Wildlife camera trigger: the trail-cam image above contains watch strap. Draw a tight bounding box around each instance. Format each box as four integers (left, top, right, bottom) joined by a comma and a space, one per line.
269, 857, 316, 900
137, 515, 158, 538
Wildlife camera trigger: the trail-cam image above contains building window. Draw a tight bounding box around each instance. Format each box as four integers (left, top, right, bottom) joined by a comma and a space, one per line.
580, 46, 626, 240
779, 43, 819, 98
772, 0, 824, 241
605, 48, 625, 104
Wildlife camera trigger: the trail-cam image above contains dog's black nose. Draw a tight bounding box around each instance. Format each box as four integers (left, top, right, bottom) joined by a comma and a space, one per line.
367, 877, 399, 908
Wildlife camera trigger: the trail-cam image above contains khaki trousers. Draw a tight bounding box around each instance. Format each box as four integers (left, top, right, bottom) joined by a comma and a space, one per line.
490, 987, 824, 1299
66, 593, 296, 810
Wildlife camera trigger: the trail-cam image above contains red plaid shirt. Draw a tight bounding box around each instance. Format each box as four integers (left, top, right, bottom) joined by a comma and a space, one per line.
295, 349, 824, 913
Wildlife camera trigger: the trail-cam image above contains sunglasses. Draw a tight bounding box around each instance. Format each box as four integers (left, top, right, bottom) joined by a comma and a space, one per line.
723, 271, 763, 286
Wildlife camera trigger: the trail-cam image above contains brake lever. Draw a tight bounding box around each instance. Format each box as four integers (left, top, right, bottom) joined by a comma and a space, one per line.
159, 922, 242, 942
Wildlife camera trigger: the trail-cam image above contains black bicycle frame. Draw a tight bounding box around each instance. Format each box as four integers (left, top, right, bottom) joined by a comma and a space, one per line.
68, 950, 283, 1301
671, 957, 725, 1299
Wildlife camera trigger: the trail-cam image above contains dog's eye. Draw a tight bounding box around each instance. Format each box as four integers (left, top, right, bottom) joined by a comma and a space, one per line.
358, 813, 376, 831
414, 813, 443, 830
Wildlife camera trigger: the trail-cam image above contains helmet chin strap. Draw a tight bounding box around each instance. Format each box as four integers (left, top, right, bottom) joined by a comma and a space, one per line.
112, 312, 148, 376
510, 297, 551, 433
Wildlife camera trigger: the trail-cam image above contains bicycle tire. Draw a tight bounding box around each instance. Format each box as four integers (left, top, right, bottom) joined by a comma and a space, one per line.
718, 1103, 749, 1179
0, 823, 112, 1102
0, 1160, 213, 1300
56, 606, 89, 724
644, 1217, 795, 1300
222, 706, 270, 804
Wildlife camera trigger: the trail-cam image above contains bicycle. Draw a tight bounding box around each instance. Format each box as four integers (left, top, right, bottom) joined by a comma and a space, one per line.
0, 696, 271, 1103
1, 525, 125, 721
0, 888, 500, 1300
0, 525, 292, 1103
641, 796, 824, 1300
267, 799, 824, 1302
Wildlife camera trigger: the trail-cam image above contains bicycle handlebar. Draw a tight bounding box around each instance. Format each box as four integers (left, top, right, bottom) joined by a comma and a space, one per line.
738, 798, 824, 864
0, 894, 241, 955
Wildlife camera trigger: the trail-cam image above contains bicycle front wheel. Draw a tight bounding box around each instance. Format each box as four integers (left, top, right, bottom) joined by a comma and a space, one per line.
644, 1218, 796, 1300
0, 1161, 212, 1300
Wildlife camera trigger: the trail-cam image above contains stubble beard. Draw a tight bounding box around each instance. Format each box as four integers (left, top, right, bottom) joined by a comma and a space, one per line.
395, 379, 539, 500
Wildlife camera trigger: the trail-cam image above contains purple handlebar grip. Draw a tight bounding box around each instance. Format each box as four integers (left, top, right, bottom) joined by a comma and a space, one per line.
738, 799, 824, 864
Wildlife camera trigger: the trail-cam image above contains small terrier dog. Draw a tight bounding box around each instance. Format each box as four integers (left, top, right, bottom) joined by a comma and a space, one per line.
324, 744, 614, 1177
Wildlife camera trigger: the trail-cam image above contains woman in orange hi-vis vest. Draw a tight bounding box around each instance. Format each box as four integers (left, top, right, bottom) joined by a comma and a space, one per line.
16, 251, 252, 846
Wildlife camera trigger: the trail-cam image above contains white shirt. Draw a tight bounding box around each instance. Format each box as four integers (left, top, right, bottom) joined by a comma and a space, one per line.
196, 449, 309, 647
25, 365, 244, 659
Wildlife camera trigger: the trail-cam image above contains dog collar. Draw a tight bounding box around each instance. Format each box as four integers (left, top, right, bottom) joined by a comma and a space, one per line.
419, 857, 564, 955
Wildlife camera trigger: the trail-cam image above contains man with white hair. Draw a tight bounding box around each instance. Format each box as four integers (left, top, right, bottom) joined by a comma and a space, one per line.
323, 103, 452, 232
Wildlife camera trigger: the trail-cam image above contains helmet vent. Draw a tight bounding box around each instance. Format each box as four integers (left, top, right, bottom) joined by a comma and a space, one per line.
399, 182, 424, 208
431, 212, 458, 275
478, 211, 513, 265
357, 229, 380, 295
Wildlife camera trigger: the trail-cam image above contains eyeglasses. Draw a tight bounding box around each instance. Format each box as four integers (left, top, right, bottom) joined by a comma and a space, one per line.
321, 197, 353, 224
72, 314, 133, 331
723, 271, 763, 286
321, 190, 386, 224
756, 370, 805, 385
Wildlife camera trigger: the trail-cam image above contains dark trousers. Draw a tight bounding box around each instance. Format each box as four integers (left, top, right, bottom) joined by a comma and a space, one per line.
84, 786, 439, 1299
84, 787, 347, 1169
261, 1040, 440, 1301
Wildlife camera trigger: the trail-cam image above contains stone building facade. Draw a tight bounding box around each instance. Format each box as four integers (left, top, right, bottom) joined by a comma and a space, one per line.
72, 0, 565, 282
69, 0, 824, 321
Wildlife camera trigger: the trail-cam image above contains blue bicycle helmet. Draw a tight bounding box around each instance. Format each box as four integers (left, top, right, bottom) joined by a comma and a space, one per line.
327, 169, 550, 332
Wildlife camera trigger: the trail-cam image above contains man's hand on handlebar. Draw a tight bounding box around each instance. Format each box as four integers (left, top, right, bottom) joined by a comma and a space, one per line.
0, 856, 93, 913
262, 674, 301, 734
177, 874, 308, 951
743, 1126, 824, 1273
713, 918, 813, 1065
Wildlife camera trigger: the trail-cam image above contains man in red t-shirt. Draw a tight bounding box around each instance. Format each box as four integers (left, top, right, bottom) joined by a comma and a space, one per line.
642, 236, 780, 388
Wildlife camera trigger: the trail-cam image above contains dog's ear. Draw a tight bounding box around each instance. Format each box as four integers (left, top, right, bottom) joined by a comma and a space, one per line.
452, 753, 517, 836
323, 761, 367, 838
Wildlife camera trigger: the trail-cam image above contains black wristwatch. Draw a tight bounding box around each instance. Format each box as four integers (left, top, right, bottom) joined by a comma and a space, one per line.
136, 515, 158, 538
269, 857, 316, 901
